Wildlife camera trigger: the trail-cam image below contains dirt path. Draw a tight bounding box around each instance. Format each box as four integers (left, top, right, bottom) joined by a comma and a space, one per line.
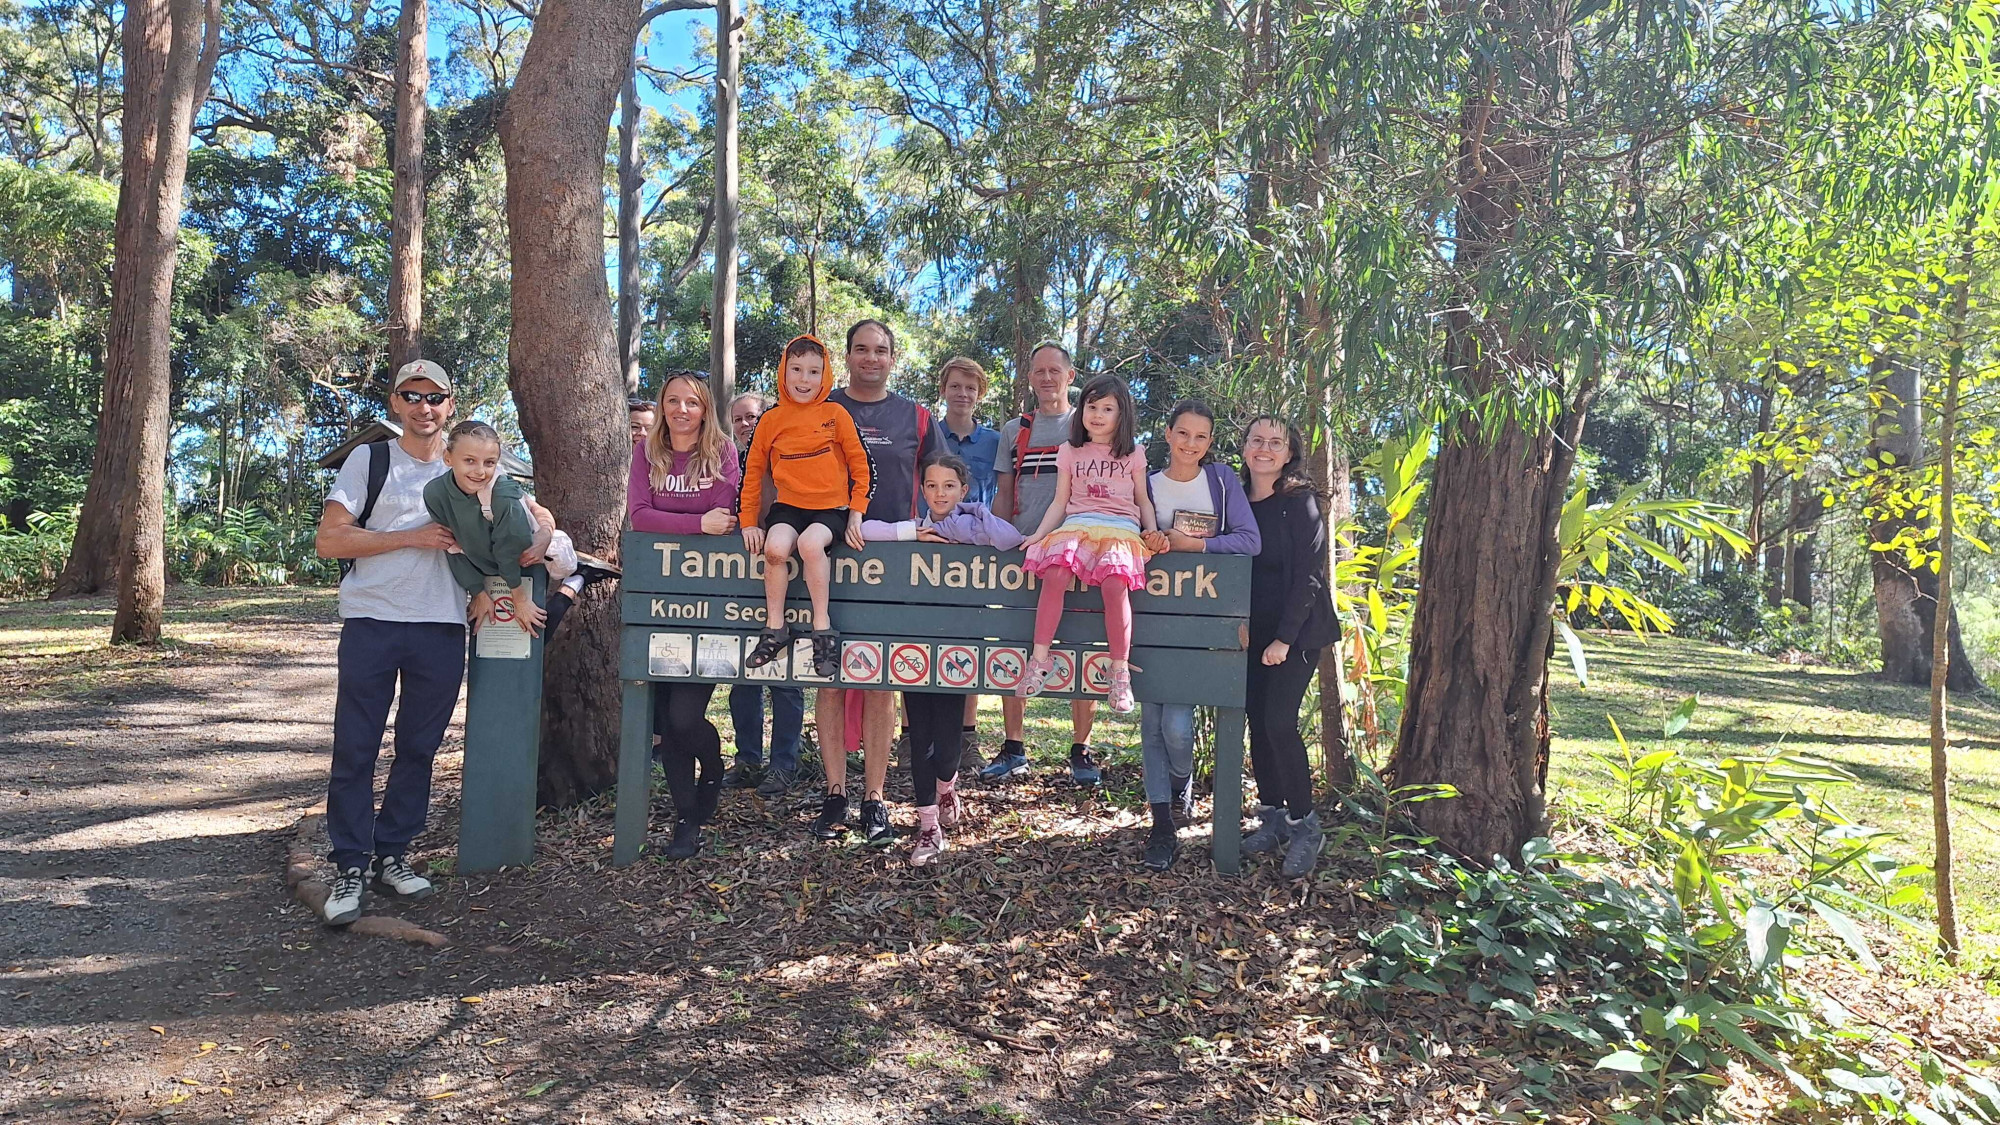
0, 590, 1579, 1124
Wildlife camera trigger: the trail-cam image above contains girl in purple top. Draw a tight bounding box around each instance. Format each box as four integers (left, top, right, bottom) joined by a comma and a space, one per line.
626, 373, 740, 861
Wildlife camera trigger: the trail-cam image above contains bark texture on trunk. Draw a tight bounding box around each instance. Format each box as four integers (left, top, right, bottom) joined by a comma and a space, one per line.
88, 0, 218, 640
1868, 358, 1982, 692
1386, 0, 1583, 864
499, 0, 641, 804
1311, 437, 1353, 790
388, 0, 429, 374
618, 53, 642, 394
709, 0, 739, 406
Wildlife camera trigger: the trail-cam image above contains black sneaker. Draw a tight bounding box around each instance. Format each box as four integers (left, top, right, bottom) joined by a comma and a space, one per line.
664, 819, 701, 860
812, 793, 850, 839
756, 766, 797, 798
1069, 744, 1102, 787
860, 799, 894, 847
573, 551, 622, 588
723, 761, 765, 789
1142, 821, 1179, 871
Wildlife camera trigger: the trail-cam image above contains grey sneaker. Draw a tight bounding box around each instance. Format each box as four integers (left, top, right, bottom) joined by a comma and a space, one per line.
322, 867, 365, 926
723, 761, 765, 789
370, 855, 433, 900
755, 766, 797, 798
1240, 806, 1293, 854
1280, 812, 1324, 879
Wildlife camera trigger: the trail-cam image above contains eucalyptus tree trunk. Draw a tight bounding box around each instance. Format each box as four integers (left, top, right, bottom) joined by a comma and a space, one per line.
388, 0, 429, 374
498, 0, 642, 803
618, 50, 643, 395
1929, 236, 1972, 962
709, 0, 740, 407
64, 0, 219, 638
1387, 1, 1591, 864
1867, 356, 1982, 692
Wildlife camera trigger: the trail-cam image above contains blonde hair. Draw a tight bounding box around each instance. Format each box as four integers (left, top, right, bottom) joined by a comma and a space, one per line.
646, 373, 730, 492
937, 356, 989, 398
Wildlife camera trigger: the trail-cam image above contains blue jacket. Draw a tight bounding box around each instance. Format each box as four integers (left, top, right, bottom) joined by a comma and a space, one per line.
1146, 462, 1262, 556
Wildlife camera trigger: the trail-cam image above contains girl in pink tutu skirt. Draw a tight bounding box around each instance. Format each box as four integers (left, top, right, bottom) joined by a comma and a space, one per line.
1016, 375, 1160, 714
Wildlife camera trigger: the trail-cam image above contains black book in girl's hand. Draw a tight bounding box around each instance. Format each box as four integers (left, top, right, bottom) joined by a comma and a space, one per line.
1172, 511, 1218, 537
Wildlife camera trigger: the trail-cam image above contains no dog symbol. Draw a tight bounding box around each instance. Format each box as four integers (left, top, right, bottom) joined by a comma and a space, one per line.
983, 646, 1026, 691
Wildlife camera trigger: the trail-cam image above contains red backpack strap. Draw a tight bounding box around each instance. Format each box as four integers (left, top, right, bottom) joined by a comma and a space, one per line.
1009, 412, 1035, 518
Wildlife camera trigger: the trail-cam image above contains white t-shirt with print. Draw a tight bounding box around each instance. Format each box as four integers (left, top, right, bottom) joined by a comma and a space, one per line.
325, 441, 467, 625
1149, 469, 1215, 534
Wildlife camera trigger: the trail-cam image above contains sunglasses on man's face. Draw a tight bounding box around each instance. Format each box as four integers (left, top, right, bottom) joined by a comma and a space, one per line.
396, 390, 451, 405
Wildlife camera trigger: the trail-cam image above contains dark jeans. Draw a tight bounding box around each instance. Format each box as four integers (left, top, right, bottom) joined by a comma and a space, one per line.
656, 682, 722, 825
1245, 643, 1321, 818
905, 691, 966, 807
326, 618, 467, 872
727, 683, 804, 772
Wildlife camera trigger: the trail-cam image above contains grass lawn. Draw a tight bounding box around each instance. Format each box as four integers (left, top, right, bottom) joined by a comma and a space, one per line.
1545, 630, 2000, 962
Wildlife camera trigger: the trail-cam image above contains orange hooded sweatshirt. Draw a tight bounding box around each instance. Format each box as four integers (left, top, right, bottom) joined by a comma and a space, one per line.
739, 338, 873, 526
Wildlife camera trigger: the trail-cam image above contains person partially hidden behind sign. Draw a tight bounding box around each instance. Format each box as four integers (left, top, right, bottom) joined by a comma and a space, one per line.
628, 372, 742, 859
423, 420, 618, 638
1016, 375, 1159, 715
738, 334, 872, 678
860, 454, 1022, 866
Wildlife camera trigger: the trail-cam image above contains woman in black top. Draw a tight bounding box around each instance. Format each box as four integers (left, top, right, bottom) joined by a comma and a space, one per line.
1238, 416, 1338, 880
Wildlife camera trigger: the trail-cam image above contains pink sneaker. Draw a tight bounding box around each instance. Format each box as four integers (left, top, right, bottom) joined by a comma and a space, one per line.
937, 776, 963, 829
1107, 665, 1135, 713
1015, 655, 1054, 698
910, 825, 948, 867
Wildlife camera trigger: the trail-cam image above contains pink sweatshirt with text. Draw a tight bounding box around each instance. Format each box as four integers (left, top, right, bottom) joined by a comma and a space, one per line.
627, 440, 742, 534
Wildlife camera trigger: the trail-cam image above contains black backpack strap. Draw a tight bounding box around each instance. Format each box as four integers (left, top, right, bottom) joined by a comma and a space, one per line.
338, 440, 393, 582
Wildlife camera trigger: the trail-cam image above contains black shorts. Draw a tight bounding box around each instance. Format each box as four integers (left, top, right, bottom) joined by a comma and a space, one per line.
765, 503, 849, 543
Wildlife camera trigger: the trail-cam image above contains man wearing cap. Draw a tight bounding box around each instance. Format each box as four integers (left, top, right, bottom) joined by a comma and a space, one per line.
312, 359, 552, 926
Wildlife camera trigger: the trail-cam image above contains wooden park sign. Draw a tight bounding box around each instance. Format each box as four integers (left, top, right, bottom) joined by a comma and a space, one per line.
610, 532, 1256, 872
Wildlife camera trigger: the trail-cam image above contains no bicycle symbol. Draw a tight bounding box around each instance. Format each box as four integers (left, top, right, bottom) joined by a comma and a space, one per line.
840, 640, 884, 684
936, 644, 979, 689
889, 643, 931, 687
983, 646, 1026, 691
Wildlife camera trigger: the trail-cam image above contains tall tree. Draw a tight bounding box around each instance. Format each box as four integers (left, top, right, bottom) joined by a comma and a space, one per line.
56, 0, 221, 634
500, 0, 709, 801
709, 0, 740, 405
388, 0, 429, 373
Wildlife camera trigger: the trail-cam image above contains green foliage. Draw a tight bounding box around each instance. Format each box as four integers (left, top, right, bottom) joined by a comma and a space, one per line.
0, 505, 75, 596
1335, 703, 1981, 1124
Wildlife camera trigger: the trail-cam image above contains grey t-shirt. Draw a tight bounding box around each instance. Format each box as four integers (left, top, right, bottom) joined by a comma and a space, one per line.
995, 408, 1073, 534
326, 441, 467, 625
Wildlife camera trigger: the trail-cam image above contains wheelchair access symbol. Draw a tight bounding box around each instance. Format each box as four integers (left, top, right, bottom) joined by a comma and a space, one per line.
937, 644, 979, 689
983, 646, 1026, 691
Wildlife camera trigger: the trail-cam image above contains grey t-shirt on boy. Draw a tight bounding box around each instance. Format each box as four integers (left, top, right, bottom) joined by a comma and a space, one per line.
325, 442, 467, 626
995, 408, 1073, 534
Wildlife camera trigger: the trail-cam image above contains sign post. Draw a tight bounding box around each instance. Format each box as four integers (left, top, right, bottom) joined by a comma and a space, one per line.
459, 568, 546, 872
615, 535, 1256, 872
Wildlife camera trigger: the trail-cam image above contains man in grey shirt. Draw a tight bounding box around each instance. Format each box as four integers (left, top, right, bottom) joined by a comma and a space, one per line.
981, 343, 1102, 787
312, 360, 550, 926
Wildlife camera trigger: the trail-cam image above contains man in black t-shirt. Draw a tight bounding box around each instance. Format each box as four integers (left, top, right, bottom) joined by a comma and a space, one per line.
813, 320, 948, 846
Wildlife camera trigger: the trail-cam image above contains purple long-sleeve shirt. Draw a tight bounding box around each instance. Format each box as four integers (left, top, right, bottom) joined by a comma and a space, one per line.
862, 501, 1026, 549
627, 440, 741, 534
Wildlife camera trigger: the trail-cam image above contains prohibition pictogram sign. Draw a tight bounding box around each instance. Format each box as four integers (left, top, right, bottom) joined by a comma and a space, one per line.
983, 646, 1026, 691
1080, 651, 1113, 694
936, 644, 979, 689
841, 640, 884, 684
888, 642, 931, 686
1045, 649, 1077, 693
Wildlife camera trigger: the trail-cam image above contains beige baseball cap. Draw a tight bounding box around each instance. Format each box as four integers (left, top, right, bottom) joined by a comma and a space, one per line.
392, 359, 453, 392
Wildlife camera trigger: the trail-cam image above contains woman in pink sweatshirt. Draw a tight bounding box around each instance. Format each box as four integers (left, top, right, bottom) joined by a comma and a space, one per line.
627, 373, 741, 860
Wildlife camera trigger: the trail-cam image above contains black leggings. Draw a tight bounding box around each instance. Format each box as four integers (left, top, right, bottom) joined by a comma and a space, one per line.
904, 691, 965, 807
1245, 644, 1320, 818
654, 682, 722, 824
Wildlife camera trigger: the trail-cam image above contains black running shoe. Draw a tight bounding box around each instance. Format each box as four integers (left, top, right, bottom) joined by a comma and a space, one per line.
812, 793, 850, 840
860, 799, 894, 847
664, 819, 701, 860
1142, 821, 1179, 871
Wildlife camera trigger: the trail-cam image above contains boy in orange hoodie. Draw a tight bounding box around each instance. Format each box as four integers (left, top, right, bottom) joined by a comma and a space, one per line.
740, 334, 873, 676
